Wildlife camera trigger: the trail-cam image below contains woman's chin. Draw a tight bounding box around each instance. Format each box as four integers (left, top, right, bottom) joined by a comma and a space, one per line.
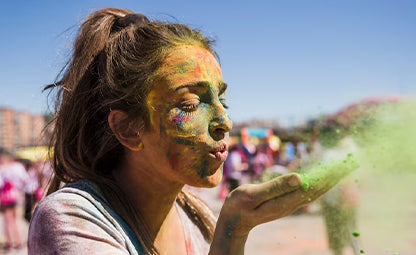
191, 168, 223, 188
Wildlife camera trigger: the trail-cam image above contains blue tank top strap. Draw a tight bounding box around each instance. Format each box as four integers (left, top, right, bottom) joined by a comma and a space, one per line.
66, 180, 145, 254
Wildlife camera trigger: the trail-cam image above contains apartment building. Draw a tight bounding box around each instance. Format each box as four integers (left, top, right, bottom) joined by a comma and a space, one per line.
0, 107, 46, 149
0, 108, 15, 149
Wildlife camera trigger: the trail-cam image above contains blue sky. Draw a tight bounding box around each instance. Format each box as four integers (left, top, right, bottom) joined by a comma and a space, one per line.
1, 0, 415, 126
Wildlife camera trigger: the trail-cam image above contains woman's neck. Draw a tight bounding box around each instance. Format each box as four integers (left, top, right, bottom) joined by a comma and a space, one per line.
113, 153, 185, 241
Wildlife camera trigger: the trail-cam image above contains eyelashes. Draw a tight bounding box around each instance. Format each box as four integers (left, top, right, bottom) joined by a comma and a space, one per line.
220, 98, 229, 109
180, 99, 200, 111
179, 97, 229, 113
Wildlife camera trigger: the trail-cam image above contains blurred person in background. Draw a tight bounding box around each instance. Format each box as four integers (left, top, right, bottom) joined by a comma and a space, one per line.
251, 144, 273, 181
284, 141, 296, 163
0, 149, 28, 250
223, 144, 249, 193
319, 126, 361, 255
296, 141, 310, 166
18, 159, 44, 222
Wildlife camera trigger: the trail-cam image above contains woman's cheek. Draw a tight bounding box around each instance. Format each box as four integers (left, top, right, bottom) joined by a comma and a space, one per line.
168, 108, 207, 141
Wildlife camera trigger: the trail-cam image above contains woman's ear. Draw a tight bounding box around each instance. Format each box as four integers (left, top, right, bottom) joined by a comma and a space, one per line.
108, 110, 144, 151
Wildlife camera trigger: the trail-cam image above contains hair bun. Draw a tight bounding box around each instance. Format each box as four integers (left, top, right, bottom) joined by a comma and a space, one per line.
112, 13, 149, 32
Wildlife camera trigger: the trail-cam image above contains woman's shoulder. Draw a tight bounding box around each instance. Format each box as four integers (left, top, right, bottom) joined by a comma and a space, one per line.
29, 180, 120, 236
32, 180, 108, 217
28, 180, 138, 254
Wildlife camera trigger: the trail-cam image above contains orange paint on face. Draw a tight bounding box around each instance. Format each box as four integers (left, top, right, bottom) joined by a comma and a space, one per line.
143, 45, 232, 188
157, 45, 223, 86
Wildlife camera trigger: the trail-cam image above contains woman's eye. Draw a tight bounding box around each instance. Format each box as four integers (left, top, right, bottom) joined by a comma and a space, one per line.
220, 98, 229, 109
180, 99, 200, 111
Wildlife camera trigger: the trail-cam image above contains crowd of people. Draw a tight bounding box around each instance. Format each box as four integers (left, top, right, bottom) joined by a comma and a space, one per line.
0, 148, 51, 251
220, 135, 315, 199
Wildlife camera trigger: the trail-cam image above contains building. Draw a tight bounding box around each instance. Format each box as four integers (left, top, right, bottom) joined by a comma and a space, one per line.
15, 111, 32, 147
0, 107, 47, 149
31, 114, 46, 145
0, 108, 15, 149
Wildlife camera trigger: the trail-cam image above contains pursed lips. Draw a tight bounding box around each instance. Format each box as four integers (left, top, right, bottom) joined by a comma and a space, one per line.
208, 142, 229, 162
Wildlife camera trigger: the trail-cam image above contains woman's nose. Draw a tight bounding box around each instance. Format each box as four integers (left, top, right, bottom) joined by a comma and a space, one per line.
209, 103, 233, 140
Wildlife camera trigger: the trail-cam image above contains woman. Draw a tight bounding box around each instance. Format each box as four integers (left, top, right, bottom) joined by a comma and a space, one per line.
29, 8, 339, 254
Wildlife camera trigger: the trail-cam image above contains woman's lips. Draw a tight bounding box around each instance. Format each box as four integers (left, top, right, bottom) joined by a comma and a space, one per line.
209, 143, 229, 162
213, 150, 229, 162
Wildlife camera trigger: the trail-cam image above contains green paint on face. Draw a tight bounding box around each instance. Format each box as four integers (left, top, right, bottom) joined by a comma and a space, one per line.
178, 65, 188, 74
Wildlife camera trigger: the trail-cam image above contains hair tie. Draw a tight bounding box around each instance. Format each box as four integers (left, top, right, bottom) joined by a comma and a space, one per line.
112, 13, 149, 32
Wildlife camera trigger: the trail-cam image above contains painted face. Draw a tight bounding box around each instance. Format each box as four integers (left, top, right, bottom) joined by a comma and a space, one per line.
142, 45, 232, 188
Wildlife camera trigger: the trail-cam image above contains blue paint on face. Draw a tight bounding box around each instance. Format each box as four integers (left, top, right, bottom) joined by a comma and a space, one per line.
173, 137, 197, 146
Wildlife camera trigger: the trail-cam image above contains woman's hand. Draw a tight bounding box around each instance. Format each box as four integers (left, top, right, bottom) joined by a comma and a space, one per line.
220, 173, 304, 235
209, 173, 307, 255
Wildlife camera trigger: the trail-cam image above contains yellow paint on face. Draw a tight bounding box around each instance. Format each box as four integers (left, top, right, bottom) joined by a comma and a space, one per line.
160, 45, 222, 84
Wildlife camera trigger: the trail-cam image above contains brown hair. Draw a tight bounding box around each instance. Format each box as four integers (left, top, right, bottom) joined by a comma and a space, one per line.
45, 7, 216, 254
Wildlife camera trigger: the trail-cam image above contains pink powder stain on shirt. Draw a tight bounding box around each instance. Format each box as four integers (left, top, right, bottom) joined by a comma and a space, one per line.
186, 239, 194, 255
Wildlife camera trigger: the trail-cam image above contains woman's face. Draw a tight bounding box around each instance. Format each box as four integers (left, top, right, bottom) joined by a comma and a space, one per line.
142, 45, 232, 188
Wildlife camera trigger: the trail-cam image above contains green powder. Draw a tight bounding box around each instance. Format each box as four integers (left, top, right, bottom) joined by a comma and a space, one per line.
295, 99, 416, 253
317, 99, 416, 175
300, 153, 359, 197
301, 99, 416, 197
352, 100, 416, 174
320, 99, 415, 253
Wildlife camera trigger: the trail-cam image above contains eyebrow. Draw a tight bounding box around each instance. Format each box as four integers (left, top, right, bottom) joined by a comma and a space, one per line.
174, 81, 228, 94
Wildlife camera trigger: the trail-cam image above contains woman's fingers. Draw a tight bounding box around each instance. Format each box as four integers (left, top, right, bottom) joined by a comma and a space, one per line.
249, 173, 302, 205
253, 156, 360, 223
219, 174, 303, 236
227, 173, 302, 210
253, 189, 309, 222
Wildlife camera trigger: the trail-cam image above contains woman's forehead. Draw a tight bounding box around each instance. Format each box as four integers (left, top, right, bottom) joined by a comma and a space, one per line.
160, 45, 221, 74
154, 45, 223, 90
